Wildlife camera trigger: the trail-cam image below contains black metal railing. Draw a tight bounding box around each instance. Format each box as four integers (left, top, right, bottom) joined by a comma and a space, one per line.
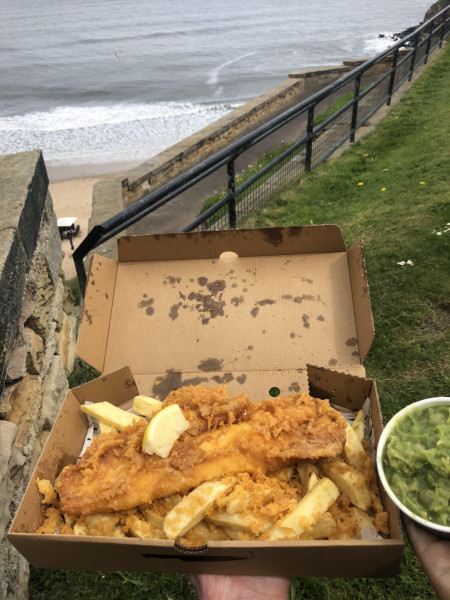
74, 6, 449, 295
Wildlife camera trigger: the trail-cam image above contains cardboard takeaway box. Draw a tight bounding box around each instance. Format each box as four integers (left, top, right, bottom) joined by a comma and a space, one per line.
9, 225, 404, 576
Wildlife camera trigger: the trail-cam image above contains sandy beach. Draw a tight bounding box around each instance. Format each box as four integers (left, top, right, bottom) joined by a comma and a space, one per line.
48, 158, 144, 280
49, 176, 101, 280
49, 168, 126, 281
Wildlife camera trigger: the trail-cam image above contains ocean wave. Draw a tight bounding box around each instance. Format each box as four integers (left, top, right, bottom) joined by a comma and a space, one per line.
0, 101, 237, 167
207, 52, 256, 86
0, 101, 235, 132
363, 33, 396, 56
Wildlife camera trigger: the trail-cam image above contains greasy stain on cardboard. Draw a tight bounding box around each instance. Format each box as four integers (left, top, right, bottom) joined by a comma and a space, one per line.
152, 369, 209, 399
138, 297, 155, 316
197, 358, 224, 372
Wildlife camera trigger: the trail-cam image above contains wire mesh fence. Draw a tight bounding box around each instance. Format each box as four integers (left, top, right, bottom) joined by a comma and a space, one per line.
199, 143, 308, 231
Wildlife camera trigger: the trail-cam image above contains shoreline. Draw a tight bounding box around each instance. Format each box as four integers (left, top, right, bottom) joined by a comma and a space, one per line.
46, 158, 144, 182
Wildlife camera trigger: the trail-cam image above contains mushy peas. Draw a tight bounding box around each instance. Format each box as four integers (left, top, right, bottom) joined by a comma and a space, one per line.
383, 404, 450, 527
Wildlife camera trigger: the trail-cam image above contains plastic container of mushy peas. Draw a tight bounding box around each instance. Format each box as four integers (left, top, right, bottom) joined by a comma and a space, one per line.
376, 397, 450, 539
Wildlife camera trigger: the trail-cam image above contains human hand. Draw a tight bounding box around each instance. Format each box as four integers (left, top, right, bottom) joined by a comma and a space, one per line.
402, 515, 450, 600
187, 573, 291, 600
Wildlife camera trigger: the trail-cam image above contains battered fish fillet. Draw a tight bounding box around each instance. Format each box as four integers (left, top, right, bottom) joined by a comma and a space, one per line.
57, 388, 347, 517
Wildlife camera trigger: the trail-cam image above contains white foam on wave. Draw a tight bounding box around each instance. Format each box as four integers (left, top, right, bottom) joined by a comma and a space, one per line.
207, 52, 256, 86
0, 101, 233, 132
0, 101, 238, 167
363, 33, 395, 56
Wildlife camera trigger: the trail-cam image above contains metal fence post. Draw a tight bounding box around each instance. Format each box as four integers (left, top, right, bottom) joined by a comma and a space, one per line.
227, 160, 237, 228
408, 33, 419, 81
387, 48, 399, 106
440, 8, 449, 48
350, 74, 361, 143
424, 19, 434, 64
305, 105, 315, 171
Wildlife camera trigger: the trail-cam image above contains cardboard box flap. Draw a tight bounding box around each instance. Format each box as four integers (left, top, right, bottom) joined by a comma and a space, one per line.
71, 366, 139, 407
77, 226, 373, 398
78, 255, 117, 373
347, 239, 374, 361
7, 533, 403, 577
307, 364, 374, 410
134, 366, 367, 403
116, 225, 347, 262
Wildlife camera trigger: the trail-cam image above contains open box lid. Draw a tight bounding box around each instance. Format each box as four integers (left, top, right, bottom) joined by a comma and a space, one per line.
77, 226, 374, 400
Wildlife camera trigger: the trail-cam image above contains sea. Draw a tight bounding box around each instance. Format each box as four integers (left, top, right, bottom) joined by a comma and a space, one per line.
0, 0, 432, 179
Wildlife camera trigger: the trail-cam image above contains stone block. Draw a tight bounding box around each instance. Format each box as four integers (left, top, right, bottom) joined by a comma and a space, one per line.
20, 287, 36, 329
41, 320, 57, 379
42, 191, 64, 288
33, 276, 66, 377
0, 381, 20, 420
7, 374, 43, 460
5, 289, 41, 382
41, 355, 68, 430
24, 327, 44, 375
5, 331, 29, 383
0, 228, 28, 396
0, 421, 25, 540
0, 150, 48, 262
57, 312, 77, 374
23, 250, 53, 339
0, 542, 29, 600
54, 276, 66, 331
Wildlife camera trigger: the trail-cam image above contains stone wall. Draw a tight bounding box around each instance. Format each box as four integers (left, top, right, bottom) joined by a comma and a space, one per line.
0, 150, 78, 600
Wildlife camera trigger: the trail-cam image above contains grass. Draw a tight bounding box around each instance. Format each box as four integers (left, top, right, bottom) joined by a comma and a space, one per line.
28, 43, 450, 599
29, 570, 195, 600
312, 89, 364, 126
200, 143, 292, 215
67, 276, 82, 307
199, 88, 363, 219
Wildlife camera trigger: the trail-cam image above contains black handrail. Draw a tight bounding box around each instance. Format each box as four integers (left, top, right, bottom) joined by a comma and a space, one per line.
74, 6, 449, 295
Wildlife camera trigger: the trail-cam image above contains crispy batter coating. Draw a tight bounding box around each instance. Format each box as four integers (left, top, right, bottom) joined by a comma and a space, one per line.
36, 478, 59, 507
162, 385, 250, 435
57, 388, 347, 517
36, 507, 63, 534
